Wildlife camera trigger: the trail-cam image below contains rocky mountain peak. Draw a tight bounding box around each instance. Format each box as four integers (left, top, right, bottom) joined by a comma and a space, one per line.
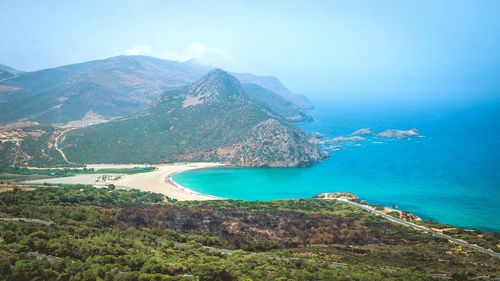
183, 69, 245, 108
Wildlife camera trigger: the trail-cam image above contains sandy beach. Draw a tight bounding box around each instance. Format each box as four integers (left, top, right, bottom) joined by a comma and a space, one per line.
25, 162, 225, 201
113, 162, 225, 200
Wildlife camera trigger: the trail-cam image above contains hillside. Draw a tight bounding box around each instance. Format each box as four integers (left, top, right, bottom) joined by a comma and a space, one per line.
0, 56, 205, 124
0, 64, 23, 75
0, 184, 498, 280
0, 56, 312, 124
0, 123, 66, 167
242, 83, 313, 122
0, 70, 15, 82
233, 72, 314, 109
59, 70, 326, 167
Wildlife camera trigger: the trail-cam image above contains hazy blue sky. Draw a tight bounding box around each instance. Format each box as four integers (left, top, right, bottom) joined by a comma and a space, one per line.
1, 0, 499, 105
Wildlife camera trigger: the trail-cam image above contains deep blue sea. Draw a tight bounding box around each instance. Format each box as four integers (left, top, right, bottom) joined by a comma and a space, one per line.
174, 102, 500, 231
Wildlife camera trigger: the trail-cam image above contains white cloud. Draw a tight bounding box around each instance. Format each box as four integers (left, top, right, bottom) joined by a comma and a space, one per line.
123, 43, 236, 68
124, 45, 153, 56
160, 42, 208, 61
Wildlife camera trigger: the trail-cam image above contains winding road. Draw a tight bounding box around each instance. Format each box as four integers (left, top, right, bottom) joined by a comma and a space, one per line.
337, 198, 500, 259
54, 129, 75, 164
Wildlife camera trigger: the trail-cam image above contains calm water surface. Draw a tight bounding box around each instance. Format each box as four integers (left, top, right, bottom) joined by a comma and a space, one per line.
175, 103, 500, 231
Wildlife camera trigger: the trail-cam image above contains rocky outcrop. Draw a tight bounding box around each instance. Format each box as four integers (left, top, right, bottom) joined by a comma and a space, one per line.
218, 119, 328, 167
377, 129, 420, 139
314, 192, 360, 201
351, 128, 373, 135
324, 136, 366, 143
242, 83, 313, 123
324, 145, 342, 151
175, 119, 328, 167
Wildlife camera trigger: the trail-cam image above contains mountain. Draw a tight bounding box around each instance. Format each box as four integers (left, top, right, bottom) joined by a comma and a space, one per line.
185, 59, 313, 110
0, 64, 23, 75
242, 83, 313, 122
0, 64, 23, 82
233, 72, 314, 109
0, 69, 15, 81
59, 69, 326, 167
0, 56, 313, 124
0, 56, 206, 124
0, 122, 66, 167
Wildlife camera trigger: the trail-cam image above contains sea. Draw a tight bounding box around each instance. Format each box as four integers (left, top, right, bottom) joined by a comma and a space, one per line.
174, 102, 500, 231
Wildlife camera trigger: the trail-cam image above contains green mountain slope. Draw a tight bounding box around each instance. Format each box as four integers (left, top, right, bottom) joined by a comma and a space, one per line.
0, 69, 15, 82
233, 72, 314, 109
243, 83, 313, 122
0, 123, 66, 167
60, 69, 326, 167
0, 63, 23, 75
0, 56, 206, 124
0, 56, 312, 124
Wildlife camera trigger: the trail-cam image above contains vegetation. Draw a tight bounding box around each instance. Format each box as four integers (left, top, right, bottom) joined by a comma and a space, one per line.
0, 56, 311, 124
415, 220, 500, 254
0, 184, 164, 206
0, 166, 155, 176
60, 70, 325, 166
242, 83, 312, 122
0, 185, 498, 280
0, 69, 321, 168
0, 125, 66, 167
0, 166, 156, 185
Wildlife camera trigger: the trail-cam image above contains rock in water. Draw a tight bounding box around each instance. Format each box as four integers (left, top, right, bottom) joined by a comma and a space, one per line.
377, 129, 420, 139
324, 136, 366, 143
351, 128, 373, 135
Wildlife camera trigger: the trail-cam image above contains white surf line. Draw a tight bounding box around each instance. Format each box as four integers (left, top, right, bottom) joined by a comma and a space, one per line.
167, 169, 226, 200
336, 198, 500, 259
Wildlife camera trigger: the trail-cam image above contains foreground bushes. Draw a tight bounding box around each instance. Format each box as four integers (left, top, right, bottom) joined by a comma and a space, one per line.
0, 185, 498, 280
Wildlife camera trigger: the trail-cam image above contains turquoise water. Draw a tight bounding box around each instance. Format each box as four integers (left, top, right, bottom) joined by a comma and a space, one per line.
174, 103, 500, 231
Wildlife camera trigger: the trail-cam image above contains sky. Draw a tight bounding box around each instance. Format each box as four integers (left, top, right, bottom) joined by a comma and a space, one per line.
1, 0, 499, 105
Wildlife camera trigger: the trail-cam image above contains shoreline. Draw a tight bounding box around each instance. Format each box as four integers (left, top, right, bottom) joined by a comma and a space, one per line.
165, 167, 227, 201
21, 165, 500, 235
110, 162, 226, 201
24, 162, 226, 201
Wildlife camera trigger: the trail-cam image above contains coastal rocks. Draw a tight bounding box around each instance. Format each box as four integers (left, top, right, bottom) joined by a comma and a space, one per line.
324, 136, 366, 143
314, 192, 360, 201
351, 128, 373, 136
308, 135, 323, 145
307, 127, 422, 155
324, 145, 342, 151
308, 132, 327, 144
314, 192, 422, 223
377, 128, 420, 139
386, 209, 422, 222
311, 132, 325, 138
221, 119, 329, 167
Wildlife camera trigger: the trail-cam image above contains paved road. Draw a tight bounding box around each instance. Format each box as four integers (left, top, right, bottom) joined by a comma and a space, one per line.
337, 199, 500, 259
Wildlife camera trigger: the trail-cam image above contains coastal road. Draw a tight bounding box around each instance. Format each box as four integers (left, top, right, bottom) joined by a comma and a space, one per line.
337, 199, 500, 259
